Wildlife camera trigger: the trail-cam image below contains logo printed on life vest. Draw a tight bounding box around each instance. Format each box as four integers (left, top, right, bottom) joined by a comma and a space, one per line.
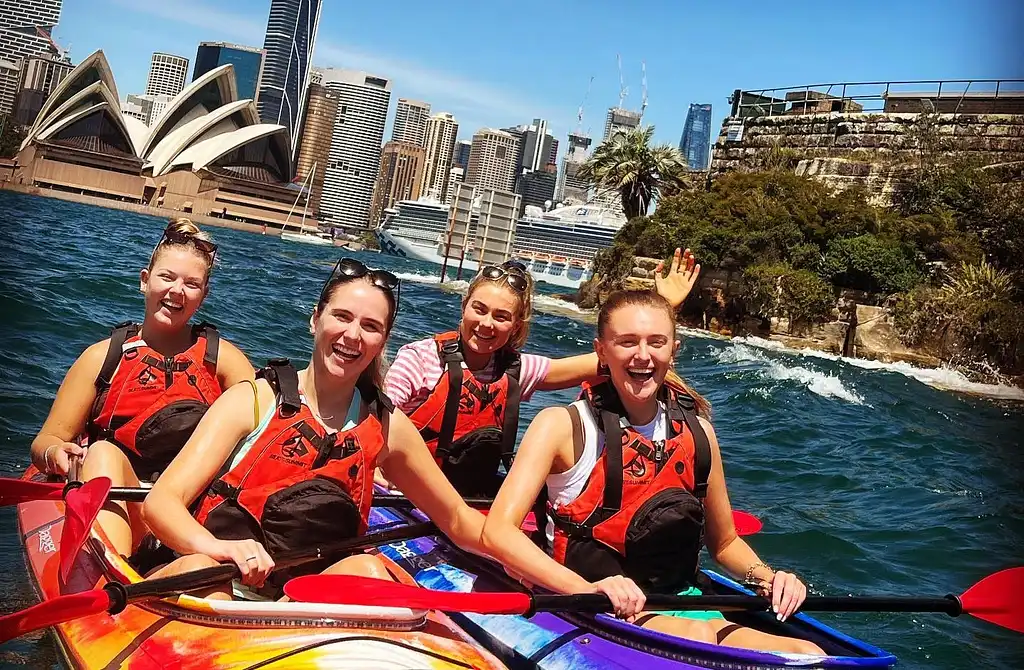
624, 452, 648, 480
280, 435, 310, 459
136, 366, 158, 386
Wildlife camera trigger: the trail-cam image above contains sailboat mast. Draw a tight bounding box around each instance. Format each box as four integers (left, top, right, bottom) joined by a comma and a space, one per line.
299, 162, 315, 233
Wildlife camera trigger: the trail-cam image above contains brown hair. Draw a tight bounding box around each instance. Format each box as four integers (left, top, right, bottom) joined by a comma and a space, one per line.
316, 275, 397, 389
148, 218, 216, 283
597, 289, 711, 418
462, 268, 535, 351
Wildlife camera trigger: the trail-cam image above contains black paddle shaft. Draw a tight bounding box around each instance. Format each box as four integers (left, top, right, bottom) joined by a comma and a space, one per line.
99, 521, 437, 614
530, 593, 965, 617
87, 489, 494, 508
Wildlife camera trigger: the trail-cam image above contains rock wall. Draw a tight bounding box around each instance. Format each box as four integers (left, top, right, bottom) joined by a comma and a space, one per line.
711, 112, 1024, 204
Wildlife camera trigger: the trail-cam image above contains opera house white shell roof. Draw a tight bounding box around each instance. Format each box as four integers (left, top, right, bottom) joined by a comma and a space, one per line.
22, 49, 291, 182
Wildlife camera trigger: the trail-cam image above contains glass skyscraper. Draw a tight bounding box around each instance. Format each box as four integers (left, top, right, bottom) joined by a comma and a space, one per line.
678, 103, 713, 170
193, 42, 264, 102
257, 0, 322, 152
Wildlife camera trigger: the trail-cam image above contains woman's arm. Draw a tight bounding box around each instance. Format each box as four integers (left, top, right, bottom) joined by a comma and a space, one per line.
536, 248, 701, 393
30, 340, 107, 475
377, 409, 485, 554
481, 407, 646, 618
216, 339, 256, 388
700, 417, 807, 621
142, 380, 274, 584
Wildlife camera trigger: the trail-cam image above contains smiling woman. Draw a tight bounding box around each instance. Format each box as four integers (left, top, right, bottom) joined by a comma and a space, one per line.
26, 218, 256, 558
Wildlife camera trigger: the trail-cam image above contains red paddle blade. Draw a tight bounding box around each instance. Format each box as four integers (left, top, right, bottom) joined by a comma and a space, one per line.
0, 479, 64, 507
733, 510, 763, 536
59, 477, 112, 581
284, 575, 532, 615
0, 589, 111, 643
960, 567, 1024, 634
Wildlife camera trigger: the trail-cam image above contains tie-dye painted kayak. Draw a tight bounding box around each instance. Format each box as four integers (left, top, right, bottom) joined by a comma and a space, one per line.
368, 502, 899, 670
13, 470, 506, 670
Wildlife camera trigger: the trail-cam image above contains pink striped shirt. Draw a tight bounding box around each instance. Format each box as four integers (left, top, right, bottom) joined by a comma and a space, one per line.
384, 337, 552, 414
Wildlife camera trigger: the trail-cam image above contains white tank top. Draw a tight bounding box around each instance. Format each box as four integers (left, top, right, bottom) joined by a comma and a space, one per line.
543, 399, 667, 545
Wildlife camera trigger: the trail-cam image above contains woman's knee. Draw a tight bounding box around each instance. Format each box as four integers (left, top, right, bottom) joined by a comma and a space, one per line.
642, 615, 718, 645
324, 553, 392, 579
81, 441, 135, 482
780, 638, 826, 655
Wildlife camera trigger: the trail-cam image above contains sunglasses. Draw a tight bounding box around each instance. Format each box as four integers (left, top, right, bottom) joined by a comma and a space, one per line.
160, 225, 218, 258
480, 260, 529, 293
319, 257, 401, 315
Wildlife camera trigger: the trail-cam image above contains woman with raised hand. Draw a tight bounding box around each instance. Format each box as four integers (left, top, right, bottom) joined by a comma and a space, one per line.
29, 218, 254, 557
480, 289, 825, 654
382, 248, 700, 497
140, 257, 648, 619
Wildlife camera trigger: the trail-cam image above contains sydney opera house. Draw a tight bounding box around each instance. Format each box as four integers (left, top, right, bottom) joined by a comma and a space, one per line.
7, 50, 305, 227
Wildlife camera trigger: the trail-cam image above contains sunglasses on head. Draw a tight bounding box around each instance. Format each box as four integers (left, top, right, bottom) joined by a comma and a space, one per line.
319, 257, 401, 313
480, 260, 529, 293
160, 224, 218, 258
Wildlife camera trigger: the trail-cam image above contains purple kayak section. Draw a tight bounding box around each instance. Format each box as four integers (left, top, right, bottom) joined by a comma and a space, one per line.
368, 498, 897, 669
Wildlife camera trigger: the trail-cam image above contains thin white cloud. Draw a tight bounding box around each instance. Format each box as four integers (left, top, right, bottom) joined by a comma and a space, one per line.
106, 0, 265, 43
314, 42, 571, 133
105, 0, 572, 135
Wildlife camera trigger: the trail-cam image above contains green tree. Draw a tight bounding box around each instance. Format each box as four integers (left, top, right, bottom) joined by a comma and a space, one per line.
0, 114, 26, 158
821, 234, 920, 295
576, 126, 687, 220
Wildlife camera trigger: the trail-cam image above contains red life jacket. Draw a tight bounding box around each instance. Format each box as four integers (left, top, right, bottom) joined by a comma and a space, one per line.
547, 381, 712, 593
406, 331, 521, 497
194, 359, 391, 570
88, 321, 221, 479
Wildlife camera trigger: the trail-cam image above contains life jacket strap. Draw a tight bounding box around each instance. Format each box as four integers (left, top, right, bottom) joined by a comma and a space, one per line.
260, 359, 302, 417
209, 479, 240, 501
435, 338, 465, 461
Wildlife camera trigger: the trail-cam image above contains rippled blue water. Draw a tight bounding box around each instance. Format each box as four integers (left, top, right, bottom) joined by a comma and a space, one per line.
0, 190, 1022, 669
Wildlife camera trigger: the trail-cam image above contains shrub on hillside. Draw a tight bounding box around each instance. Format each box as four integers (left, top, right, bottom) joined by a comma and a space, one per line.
743, 263, 835, 329
820, 234, 920, 295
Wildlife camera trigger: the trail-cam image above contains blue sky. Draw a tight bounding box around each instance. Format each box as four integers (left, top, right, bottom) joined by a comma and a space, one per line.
56, 0, 1021, 151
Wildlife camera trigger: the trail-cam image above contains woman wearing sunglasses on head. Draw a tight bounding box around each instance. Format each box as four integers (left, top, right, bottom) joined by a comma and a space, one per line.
139, 258, 648, 617
381, 248, 701, 497
28, 219, 255, 558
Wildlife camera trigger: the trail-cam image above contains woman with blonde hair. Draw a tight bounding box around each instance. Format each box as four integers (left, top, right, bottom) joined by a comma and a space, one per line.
382, 249, 700, 496
29, 218, 255, 558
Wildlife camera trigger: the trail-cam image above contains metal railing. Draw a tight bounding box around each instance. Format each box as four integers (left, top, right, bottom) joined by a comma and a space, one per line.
729, 79, 1024, 118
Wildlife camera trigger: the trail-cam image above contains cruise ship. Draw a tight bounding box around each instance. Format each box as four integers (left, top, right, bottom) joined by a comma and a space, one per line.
375, 197, 624, 289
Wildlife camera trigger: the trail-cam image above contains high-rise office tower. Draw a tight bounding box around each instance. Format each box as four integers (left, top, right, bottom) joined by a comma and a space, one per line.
145, 52, 189, 97
452, 139, 471, 171
13, 53, 73, 124
0, 0, 63, 113
555, 131, 593, 204
420, 112, 459, 201
369, 141, 426, 226
445, 166, 464, 205
391, 98, 430, 146
465, 128, 518, 193
193, 42, 265, 102
258, 0, 322, 151
319, 68, 391, 228
516, 163, 558, 215
678, 103, 713, 170
503, 118, 555, 174
294, 82, 339, 216
603, 106, 641, 141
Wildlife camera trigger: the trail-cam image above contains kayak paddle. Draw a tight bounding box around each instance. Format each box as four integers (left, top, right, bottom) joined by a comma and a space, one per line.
0, 520, 438, 644
284, 567, 1024, 633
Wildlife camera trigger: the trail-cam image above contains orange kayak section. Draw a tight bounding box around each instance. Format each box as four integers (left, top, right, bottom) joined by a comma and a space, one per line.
15, 469, 506, 669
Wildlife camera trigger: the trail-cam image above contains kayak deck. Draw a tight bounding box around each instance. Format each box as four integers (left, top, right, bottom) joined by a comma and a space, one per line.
368, 502, 897, 669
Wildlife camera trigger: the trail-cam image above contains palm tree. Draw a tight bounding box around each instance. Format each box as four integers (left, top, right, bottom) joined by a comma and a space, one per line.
576, 126, 687, 220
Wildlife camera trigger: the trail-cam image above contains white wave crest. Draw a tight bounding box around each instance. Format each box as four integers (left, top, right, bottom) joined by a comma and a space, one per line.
392, 270, 443, 285
731, 336, 1024, 401
716, 344, 866, 405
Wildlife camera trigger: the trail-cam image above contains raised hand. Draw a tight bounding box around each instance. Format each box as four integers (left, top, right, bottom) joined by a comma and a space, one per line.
654, 247, 701, 310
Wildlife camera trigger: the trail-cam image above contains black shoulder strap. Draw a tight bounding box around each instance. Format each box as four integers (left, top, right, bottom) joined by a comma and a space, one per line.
194, 321, 219, 369
258, 358, 301, 417
95, 322, 139, 391
499, 374, 521, 466
356, 374, 395, 419
567, 404, 584, 457
435, 338, 464, 460
682, 410, 711, 498
599, 409, 624, 514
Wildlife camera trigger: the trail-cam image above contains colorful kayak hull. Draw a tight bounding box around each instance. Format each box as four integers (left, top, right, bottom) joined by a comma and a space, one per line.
368, 502, 898, 669
15, 470, 507, 670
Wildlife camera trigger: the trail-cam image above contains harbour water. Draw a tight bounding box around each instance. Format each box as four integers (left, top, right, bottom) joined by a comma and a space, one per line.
0, 191, 1021, 669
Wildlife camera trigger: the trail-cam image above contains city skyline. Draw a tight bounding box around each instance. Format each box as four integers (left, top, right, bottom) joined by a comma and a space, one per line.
50, 0, 1018, 150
